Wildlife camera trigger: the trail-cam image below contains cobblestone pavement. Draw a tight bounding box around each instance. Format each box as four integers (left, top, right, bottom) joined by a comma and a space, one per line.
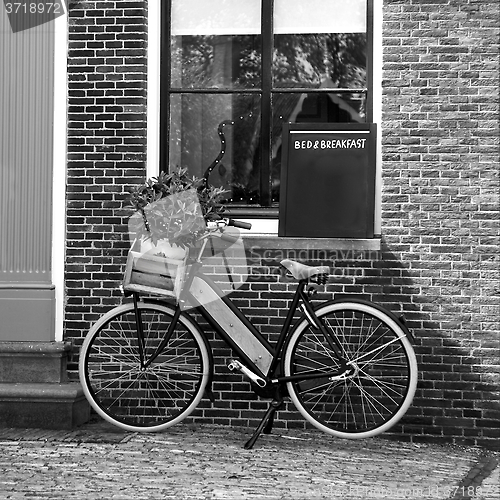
0, 419, 498, 500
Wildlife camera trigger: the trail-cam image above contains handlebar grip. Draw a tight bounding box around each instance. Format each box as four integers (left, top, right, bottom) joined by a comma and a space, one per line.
227, 219, 252, 230
220, 232, 240, 244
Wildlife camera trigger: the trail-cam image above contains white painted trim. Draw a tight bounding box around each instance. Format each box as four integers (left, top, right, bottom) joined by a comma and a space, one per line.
147, 0, 162, 179
238, 219, 279, 234
52, 13, 68, 342
373, 0, 383, 235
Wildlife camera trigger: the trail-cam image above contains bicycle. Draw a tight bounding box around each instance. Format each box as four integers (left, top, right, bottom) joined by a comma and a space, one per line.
79, 218, 418, 449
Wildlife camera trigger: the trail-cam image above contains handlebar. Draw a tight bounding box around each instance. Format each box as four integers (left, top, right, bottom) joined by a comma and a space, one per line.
206, 218, 252, 231
227, 219, 252, 230
191, 217, 251, 263
203, 217, 251, 244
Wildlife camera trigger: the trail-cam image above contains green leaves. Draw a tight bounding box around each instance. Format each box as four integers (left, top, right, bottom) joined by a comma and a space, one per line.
127, 167, 227, 248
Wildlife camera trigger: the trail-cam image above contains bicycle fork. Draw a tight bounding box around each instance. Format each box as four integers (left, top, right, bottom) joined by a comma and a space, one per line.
132, 293, 147, 367
132, 294, 183, 370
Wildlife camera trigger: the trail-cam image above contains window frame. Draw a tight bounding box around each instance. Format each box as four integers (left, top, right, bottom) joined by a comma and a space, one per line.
159, 0, 374, 216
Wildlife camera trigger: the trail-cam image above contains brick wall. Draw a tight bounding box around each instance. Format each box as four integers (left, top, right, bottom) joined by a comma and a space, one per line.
65, 0, 147, 340
380, 0, 500, 448
64, 0, 499, 449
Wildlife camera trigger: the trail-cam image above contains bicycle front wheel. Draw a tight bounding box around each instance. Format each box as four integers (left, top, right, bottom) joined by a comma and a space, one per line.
79, 301, 211, 432
284, 300, 417, 438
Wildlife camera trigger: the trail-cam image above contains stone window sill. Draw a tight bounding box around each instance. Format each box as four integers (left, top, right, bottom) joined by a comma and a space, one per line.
242, 234, 381, 251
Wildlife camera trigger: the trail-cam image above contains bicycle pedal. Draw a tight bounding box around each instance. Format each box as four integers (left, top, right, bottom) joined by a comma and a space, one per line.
228, 359, 267, 388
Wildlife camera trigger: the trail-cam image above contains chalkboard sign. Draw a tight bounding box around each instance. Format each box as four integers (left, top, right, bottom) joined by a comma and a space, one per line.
279, 123, 377, 238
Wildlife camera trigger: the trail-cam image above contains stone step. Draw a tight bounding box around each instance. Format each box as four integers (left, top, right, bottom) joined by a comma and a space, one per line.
0, 341, 72, 383
0, 382, 90, 429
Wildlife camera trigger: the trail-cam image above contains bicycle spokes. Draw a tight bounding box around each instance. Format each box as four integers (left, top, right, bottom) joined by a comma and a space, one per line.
286, 303, 417, 437
81, 305, 209, 429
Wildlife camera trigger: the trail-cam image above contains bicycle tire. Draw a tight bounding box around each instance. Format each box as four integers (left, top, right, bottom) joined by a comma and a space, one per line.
283, 300, 418, 438
79, 301, 211, 432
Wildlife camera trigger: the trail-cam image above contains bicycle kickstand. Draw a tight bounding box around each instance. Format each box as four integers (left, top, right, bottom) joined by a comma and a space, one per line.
244, 398, 283, 450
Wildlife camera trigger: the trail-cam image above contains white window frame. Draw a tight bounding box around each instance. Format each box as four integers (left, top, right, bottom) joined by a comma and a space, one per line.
53, 10, 69, 341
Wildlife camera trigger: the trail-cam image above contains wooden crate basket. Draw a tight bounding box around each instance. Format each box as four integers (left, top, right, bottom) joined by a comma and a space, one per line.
122, 250, 188, 299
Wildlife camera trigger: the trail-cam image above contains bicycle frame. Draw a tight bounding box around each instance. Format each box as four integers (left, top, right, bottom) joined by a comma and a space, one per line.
136, 254, 349, 389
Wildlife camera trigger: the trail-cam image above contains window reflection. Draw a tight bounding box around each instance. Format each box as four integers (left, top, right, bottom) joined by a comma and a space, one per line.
273, 33, 367, 88
171, 35, 262, 89
167, 0, 370, 207
169, 94, 261, 203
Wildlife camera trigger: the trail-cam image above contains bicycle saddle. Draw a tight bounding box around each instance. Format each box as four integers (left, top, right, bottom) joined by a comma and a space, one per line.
280, 259, 330, 281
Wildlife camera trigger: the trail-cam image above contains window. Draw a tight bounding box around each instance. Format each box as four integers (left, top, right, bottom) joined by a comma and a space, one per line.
160, 0, 373, 212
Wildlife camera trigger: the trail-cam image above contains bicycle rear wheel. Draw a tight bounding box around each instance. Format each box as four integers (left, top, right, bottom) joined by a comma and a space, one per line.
79, 301, 211, 432
284, 300, 417, 438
